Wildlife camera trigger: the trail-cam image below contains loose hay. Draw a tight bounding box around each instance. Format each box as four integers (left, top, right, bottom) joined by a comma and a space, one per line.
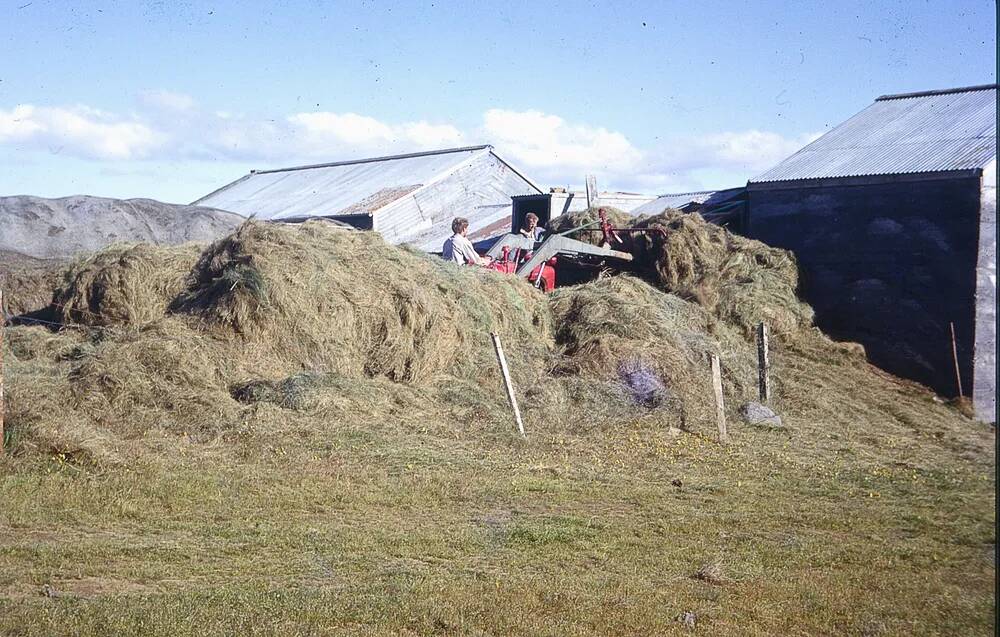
1, 216, 989, 465
0, 252, 64, 318
551, 208, 814, 337
68, 318, 238, 439
548, 276, 755, 432
173, 220, 552, 385
52, 243, 201, 327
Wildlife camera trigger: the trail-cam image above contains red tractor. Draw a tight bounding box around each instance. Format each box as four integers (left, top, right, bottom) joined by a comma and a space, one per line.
482, 208, 661, 291
484, 239, 559, 291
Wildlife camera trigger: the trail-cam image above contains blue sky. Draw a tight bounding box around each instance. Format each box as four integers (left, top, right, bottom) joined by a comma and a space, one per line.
0, 0, 995, 204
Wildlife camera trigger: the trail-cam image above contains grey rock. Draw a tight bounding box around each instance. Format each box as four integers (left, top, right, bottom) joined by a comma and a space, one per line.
742, 402, 783, 428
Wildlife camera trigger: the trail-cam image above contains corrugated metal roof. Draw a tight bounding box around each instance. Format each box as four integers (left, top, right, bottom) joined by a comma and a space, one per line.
193, 146, 495, 220
631, 188, 745, 216
750, 84, 997, 184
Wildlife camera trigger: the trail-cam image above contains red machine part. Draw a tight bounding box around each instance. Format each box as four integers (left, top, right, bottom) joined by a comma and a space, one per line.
485, 245, 556, 291
591, 208, 667, 246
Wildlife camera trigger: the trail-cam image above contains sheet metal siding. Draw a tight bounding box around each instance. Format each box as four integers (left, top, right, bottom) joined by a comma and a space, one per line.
632, 191, 718, 215
376, 151, 540, 249
556, 192, 657, 214
973, 159, 996, 421
194, 148, 483, 219
752, 88, 996, 183
747, 176, 982, 398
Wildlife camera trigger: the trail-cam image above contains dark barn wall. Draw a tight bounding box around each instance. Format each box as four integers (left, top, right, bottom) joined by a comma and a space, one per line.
747, 174, 981, 398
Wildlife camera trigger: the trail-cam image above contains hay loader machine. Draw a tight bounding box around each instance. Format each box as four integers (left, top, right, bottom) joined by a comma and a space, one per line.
483, 209, 665, 291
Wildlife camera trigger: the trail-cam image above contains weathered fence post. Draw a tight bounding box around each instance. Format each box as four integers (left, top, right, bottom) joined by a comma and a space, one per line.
1, 289, 5, 455
949, 322, 963, 398
756, 322, 770, 403
585, 175, 598, 208
710, 354, 728, 444
491, 332, 526, 438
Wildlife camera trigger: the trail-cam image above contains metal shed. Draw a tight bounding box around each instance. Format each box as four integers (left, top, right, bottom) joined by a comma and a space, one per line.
746, 84, 996, 421
193, 145, 542, 251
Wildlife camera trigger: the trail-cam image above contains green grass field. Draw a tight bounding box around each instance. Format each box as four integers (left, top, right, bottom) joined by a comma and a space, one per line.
0, 408, 993, 636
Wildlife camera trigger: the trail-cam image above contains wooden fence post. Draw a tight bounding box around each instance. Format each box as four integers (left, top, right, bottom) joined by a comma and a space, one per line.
491, 332, 526, 438
756, 322, 770, 403
585, 175, 598, 208
1, 289, 5, 455
949, 322, 963, 398
710, 354, 728, 444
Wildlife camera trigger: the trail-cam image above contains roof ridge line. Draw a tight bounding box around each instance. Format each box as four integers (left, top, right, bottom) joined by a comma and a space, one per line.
655, 190, 718, 197
251, 145, 492, 175
876, 84, 998, 101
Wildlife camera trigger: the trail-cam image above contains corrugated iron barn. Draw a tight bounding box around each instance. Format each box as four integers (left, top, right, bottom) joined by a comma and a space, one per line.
194, 145, 542, 251
745, 84, 996, 420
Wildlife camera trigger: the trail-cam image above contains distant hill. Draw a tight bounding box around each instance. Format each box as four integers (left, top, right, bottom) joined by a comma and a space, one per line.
0, 195, 244, 260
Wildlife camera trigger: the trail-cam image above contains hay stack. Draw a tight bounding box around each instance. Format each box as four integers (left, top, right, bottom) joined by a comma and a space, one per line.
52, 243, 201, 327
549, 276, 757, 430
3, 221, 560, 461
68, 318, 238, 438
3, 325, 120, 463
547, 205, 638, 236
0, 252, 63, 318
549, 208, 813, 337
173, 220, 551, 385
0, 216, 986, 465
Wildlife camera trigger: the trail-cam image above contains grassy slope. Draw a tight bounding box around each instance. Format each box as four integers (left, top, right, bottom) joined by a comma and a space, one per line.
0, 393, 994, 635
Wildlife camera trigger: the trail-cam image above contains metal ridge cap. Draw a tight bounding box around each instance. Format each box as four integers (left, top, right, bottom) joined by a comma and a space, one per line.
251, 145, 493, 175
876, 84, 998, 101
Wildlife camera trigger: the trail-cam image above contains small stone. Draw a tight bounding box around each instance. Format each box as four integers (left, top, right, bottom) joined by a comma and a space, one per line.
694, 560, 727, 585
677, 610, 697, 629
742, 402, 783, 428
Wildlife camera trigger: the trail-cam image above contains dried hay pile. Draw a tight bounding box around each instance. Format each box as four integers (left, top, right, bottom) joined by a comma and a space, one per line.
551, 208, 814, 336
0, 252, 64, 318
172, 221, 551, 384
1, 218, 983, 465
549, 276, 756, 431
52, 243, 202, 327
3, 221, 556, 461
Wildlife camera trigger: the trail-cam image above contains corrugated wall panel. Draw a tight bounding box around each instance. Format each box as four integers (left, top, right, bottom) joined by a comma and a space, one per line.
376, 151, 541, 249
974, 159, 996, 421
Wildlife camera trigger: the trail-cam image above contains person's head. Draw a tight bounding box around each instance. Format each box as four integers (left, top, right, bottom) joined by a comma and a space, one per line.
451, 217, 469, 236
523, 212, 539, 230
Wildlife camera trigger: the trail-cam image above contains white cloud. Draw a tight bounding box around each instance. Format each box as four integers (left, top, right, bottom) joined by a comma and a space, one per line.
478, 109, 816, 192
0, 103, 164, 159
656, 129, 822, 175
0, 94, 818, 194
401, 121, 464, 148
289, 111, 396, 147
0, 104, 45, 139
286, 112, 465, 154
137, 89, 196, 112
481, 109, 643, 181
